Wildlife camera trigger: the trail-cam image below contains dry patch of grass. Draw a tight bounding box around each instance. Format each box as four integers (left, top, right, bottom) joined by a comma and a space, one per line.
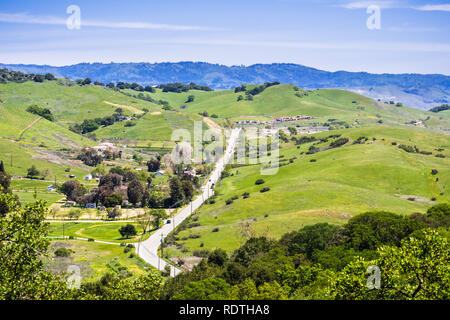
103, 101, 145, 115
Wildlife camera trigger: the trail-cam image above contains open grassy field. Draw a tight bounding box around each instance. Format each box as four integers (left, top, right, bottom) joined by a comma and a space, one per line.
14, 191, 63, 205
48, 221, 153, 244
95, 109, 207, 142
0, 138, 90, 181
167, 126, 449, 256
43, 240, 151, 281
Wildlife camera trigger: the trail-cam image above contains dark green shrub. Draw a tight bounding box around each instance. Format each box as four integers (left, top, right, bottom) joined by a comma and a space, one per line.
54, 247, 71, 257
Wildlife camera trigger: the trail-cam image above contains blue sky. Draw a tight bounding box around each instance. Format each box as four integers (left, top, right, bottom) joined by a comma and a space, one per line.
0, 0, 449, 74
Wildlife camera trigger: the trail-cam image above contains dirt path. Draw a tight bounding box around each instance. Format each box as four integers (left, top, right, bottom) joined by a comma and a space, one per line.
103, 101, 145, 115
203, 117, 221, 134
18, 117, 41, 140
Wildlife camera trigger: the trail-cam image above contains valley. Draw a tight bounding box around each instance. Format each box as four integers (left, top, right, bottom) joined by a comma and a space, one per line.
1, 70, 449, 300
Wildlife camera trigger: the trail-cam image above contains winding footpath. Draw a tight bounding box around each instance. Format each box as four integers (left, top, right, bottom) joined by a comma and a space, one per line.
134, 128, 241, 276
17, 116, 41, 140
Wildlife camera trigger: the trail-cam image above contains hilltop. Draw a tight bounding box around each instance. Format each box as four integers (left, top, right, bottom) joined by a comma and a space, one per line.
136, 83, 450, 132
1, 62, 449, 110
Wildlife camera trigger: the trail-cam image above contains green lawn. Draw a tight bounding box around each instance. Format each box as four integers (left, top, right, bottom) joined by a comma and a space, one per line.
48, 221, 153, 243
15, 191, 63, 205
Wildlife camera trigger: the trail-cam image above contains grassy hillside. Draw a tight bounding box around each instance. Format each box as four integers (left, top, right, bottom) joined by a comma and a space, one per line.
136, 84, 449, 131
2, 77, 449, 285
1, 79, 448, 213
0, 138, 89, 180
0, 81, 158, 124
0, 80, 206, 144
95, 110, 207, 142
0, 80, 208, 198
167, 126, 450, 255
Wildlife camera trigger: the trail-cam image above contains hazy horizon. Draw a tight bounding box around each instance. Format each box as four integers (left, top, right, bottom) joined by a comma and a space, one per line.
1, 0, 449, 74
2, 60, 450, 76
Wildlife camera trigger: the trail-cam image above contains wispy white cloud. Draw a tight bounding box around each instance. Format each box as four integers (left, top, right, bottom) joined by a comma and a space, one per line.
340, 1, 450, 11
386, 25, 441, 32
0, 12, 66, 25
414, 4, 450, 12
339, 1, 401, 9
0, 12, 219, 31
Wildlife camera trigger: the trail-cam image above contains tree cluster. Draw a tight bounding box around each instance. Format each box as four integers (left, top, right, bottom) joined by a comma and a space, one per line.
429, 104, 449, 113
161, 205, 450, 300
26, 105, 54, 122
77, 148, 104, 166
69, 110, 127, 134
158, 82, 212, 93
0, 68, 57, 84
66, 167, 151, 210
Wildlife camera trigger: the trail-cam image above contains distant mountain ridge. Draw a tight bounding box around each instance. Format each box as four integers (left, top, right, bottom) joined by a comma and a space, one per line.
1, 61, 449, 110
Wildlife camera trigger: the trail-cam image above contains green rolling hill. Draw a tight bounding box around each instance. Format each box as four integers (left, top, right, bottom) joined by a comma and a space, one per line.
1, 78, 448, 217
166, 126, 449, 255
0, 80, 203, 143
0, 79, 207, 203
128, 84, 450, 132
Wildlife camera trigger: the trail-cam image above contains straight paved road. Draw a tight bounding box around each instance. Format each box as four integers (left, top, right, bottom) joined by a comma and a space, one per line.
135, 128, 241, 276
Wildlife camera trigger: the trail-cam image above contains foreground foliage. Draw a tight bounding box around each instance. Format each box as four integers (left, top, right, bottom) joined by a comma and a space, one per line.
162, 207, 450, 300
0, 194, 163, 300
1, 190, 448, 300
